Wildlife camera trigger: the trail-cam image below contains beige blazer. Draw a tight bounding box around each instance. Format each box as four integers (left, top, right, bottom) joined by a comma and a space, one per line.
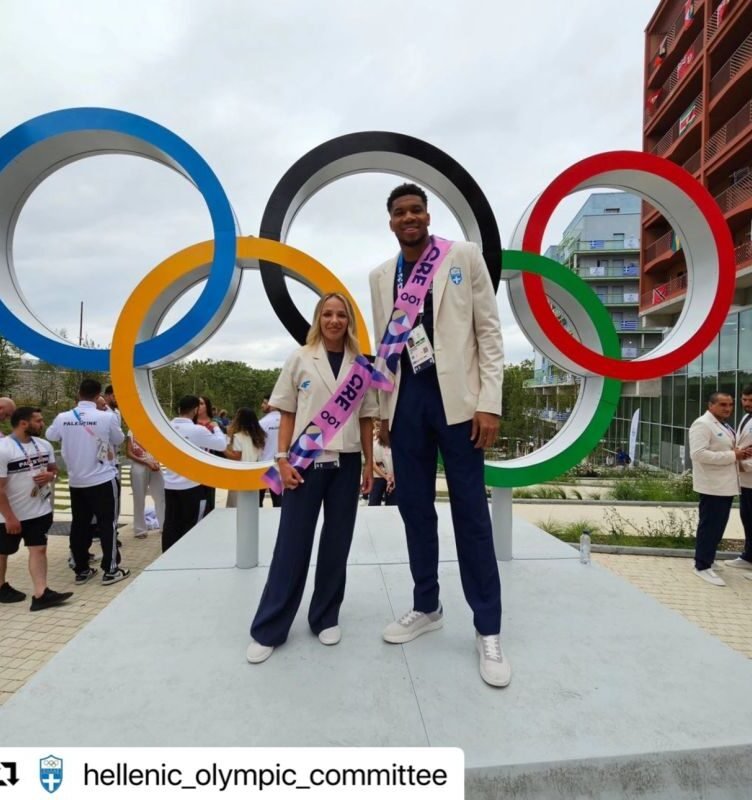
270, 343, 378, 453
689, 410, 739, 496
736, 412, 752, 488
369, 240, 503, 427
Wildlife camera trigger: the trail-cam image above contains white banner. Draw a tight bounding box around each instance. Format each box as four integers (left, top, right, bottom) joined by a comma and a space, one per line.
628, 408, 640, 466
0, 749, 465, 799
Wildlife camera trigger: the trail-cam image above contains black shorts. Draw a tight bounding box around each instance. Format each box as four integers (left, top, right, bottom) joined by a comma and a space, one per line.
0, 512, 53, 555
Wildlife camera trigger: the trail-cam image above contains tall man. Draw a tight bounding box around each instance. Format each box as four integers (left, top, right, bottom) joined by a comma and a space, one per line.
369, 183, 508, 688
689, 391, 752, 586
0, 407, 72, 610
727, 384, 752, 576
162, 395, 227, 552
47, 378, 128, 586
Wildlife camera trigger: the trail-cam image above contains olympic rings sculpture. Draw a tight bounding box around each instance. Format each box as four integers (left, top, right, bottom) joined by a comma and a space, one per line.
0, 108, 736, 490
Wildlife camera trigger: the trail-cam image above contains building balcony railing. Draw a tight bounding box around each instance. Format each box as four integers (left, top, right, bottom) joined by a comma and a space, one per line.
575, 264, 640, 279
704, 98, 752, 163
566, 238, 639, 252
737, 240, 752, 269
536, 408, 572, 423
645, 230, 675, 264
651, 93, 703, 156
649, 0, 703, 68
683, 149, 701, 174
647, 31, 703, 121
710, 28, 752, 99
621, 346, 653, 358
640, 273, 688, 310
707, 0, 734, 42
596, 292, 640, 305
617, 319, 640, 331
524, 372, 577, 389
640, 243, 752, 312
713, 171, 752, 214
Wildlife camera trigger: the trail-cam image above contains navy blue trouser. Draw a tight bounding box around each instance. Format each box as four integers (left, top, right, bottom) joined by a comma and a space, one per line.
739, 487, 752, 562
251, 452, 361, 646
694, 493, 734, 570
390, 369, 502, 635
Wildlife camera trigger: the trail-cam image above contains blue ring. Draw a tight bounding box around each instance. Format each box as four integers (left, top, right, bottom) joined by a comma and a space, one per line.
0, 108, 237, 370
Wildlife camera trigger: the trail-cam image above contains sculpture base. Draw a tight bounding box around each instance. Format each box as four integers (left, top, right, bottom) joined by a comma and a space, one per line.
1, 507, 751, 799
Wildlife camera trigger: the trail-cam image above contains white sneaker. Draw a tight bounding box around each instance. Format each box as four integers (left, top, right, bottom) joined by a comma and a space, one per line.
693, 568, 726, 587
246, 639, 274, 663
725, 557, 752, 571
383, 607, 443, 644
476, 633, 512, 688
318, 626, 341, 646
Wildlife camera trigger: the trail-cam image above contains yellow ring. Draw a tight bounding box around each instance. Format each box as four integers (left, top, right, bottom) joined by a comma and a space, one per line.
111, 236, 370, 490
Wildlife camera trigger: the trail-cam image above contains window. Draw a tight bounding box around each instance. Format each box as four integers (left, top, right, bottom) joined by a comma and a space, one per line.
605, 208, 620, 213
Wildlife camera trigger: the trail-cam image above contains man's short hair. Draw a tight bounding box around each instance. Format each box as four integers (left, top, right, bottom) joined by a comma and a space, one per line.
742, 384, 752, 396
178, 395, 200, 415
104, 385, 114, 395
708, 391, 733, 404
79, 378, 102, 400
387, 183, 428, 213
11, 406, 40, 427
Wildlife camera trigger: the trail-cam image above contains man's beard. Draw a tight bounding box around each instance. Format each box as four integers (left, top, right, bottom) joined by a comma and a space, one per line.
396, 231, 429, 249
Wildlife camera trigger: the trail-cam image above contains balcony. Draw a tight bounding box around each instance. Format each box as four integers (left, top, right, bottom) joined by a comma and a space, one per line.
647, 31, 704, 123
704, 98, 752, 163
737, 240, 752, 269
524, 371, 577, 389
536, 408, 572, 423
566, 238, 639, 253
710, 29, 752, 100
621, 346, 654, 358
650, 93, 703, 157
713, 171, 752, 216
575, 263, 640, 279
617, 319, 640, 331
683, 149, 701, 174
648, 0, 704, 76
644, 230, 677, 268
707, 0, 735, 42
640, 273, 688, 310
595, 291, 640, 306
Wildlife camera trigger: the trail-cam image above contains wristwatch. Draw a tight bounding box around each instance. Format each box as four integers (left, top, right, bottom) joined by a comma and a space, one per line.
274, 451, 290, 461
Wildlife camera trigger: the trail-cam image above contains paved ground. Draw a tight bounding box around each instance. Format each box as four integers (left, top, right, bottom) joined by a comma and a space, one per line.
2, 472, 751, 708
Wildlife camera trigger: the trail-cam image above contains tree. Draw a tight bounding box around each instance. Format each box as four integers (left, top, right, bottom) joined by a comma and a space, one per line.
498, 359, 539, 453
0, 336, 21, 395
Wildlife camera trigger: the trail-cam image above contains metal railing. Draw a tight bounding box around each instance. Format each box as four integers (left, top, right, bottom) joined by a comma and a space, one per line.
682, 149, 701, 174
649, 0, 703, 65
704, 99, 752, 162
524, 372, 577, 389
651, 93, 703, 156
596, 292, 640, 305
713, 171, 752, 214
640, 273, 688, 309
567, 238, 639, 252
707, 0, 732, 41
652, 31, 703, 117
710, 29, 752, 98
645, 230, 674, 263
575, 264, 640, 278
736, 240, 752, 268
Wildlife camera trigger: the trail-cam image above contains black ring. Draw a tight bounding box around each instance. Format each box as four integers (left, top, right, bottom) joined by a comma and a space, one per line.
259, 131, 502, 346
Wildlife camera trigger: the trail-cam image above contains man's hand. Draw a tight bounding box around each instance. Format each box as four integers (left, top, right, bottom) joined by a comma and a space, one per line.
279, 459, 304, 490
4, 514, 21, 535
361, 469, 373, 495
736, 447, 752, 461
378, 420, 390, 447
470, 412, 500, 449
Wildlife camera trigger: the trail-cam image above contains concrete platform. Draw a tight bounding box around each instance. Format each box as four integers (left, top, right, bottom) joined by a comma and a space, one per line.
1, 507, 752, 799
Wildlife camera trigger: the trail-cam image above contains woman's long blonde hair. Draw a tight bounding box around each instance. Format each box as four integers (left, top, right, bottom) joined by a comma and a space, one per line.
306, 292, 361, 355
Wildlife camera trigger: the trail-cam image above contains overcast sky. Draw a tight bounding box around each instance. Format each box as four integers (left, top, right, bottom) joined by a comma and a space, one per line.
0, 1, 656, 371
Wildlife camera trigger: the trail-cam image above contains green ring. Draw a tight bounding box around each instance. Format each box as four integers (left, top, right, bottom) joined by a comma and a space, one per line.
484, 250, 622, 488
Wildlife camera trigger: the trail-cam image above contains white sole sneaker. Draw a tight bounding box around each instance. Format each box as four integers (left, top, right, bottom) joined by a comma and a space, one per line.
246, 640, 274, 664
476, 634, 512, 688
725, 558, 752, 571
383, 612, 443, 644
693, 568, 726, 587
318, 626, 341, 646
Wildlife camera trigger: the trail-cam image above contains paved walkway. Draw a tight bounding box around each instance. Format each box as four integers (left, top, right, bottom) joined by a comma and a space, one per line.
2, 481, 751, 708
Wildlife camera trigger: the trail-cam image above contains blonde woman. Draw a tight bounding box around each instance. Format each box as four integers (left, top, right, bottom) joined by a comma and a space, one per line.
247, 293, 376, 663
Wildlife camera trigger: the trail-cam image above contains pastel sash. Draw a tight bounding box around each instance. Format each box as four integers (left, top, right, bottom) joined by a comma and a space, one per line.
262, 237, 454, 494
370, 236, 454, 391
262, 355, 375, 494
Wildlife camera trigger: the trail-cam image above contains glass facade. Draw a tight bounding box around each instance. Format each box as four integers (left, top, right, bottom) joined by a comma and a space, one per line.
606, 307, 752, 472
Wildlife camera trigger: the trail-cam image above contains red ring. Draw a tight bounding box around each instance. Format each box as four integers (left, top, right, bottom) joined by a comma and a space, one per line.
520, 151, 736, 381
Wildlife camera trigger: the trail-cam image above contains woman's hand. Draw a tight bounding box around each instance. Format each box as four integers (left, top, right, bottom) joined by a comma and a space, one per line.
279, 459, 304, 490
